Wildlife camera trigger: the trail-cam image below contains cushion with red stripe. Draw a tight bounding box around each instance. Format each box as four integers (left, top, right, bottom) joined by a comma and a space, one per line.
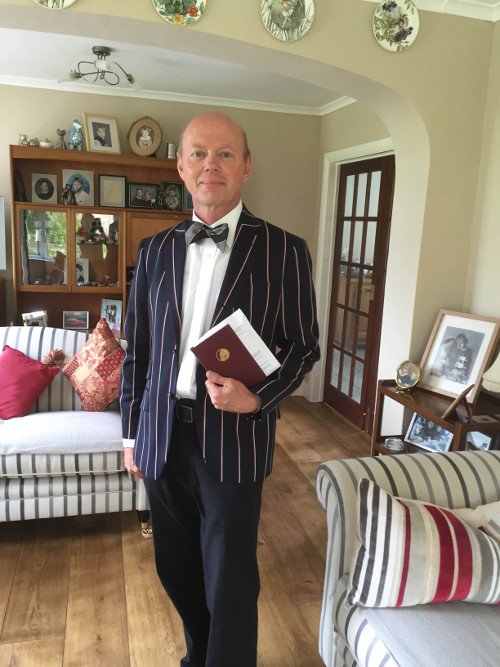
347, 478, 500, 607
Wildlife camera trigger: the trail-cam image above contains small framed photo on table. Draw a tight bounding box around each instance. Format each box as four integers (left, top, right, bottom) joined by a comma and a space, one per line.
22, 310, 48, 327
466, 431, 498, 451
83, 113, 121, 154
32, 174, 57, 204
63, 310, 89, 330
101, 298, 122, 335
404, 413, 454, 453
128, 183, 157, 208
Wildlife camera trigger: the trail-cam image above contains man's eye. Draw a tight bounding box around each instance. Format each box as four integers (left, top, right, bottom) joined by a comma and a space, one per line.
220, 152, 232, 158
192, 151, 204, 158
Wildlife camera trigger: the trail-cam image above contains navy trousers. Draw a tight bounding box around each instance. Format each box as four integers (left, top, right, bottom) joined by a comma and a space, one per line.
144, 417, 263, 667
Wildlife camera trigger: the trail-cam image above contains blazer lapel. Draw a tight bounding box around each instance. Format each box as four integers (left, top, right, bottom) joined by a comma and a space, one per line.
163, 220, 190, 339
211, 213, 263, 326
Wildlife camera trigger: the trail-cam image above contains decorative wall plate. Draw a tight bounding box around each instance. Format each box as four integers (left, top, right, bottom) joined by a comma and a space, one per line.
32, 0, 78, 8
151, 0, 206, 26
372, 0, 419, 52
261, 0, 314, 42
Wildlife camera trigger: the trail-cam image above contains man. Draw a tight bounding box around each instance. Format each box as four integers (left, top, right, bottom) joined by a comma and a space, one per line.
120, 112, 319, 667
131, 187, 144, 206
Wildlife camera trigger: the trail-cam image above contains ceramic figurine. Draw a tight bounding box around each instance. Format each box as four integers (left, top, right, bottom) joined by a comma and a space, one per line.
40, 138, 54, 149
55, 128, 67, 150
68, 119, 84, 151
18, 134, 28, 146
28, 137, 40, 147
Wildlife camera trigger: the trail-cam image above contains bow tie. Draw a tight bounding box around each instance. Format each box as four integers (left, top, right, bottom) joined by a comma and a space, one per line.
185, 221, 229, 252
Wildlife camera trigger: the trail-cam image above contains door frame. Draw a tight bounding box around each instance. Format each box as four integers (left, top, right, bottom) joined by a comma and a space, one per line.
304, 138, 394, 403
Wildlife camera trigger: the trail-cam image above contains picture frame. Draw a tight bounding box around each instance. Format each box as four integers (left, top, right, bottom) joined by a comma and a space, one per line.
32, 173, 57, 204
395, 359, 420, 390
62, 169, 94, 206
74, 256, 89, 285
404, 413, 454, 453
22, 310, 48, 327
466, 431, 498, 451
82, 113, 121, 154
99, 174, 126, 208
127, 116, 163, 157
127, 183, 157, 208
63, 310, 89, 330
161, 181, 183, 212
183, 187, 193, 212
101, 298, 122, 335
419, 310, 500, 404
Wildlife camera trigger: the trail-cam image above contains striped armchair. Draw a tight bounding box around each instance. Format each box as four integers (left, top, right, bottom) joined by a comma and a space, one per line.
316, 450, 500, 667
0, 326, 148, 528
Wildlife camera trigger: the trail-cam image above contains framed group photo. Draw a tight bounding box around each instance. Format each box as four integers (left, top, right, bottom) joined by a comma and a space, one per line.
128, 183, 157, 208
83, 113, 121, 154
404, 414, 454, 453
419, 310, 500, 403
127, 116, 163, 157
32, 173, 57, 204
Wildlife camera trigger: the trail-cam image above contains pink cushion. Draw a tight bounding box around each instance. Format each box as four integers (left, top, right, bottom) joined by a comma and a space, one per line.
62, 318, 124, 412
0, 345, 60, 420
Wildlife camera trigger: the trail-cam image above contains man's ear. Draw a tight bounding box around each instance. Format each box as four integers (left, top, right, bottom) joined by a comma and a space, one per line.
243, 155, 253, 182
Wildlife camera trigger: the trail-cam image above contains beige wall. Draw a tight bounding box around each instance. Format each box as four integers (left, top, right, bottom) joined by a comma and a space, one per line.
0, 0, 499, 387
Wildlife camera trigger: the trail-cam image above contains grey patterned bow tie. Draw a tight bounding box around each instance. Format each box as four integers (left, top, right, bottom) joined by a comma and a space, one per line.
185, 221, 229, 252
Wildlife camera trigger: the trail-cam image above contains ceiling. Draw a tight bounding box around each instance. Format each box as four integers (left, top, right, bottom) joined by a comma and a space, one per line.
0, 0, 497, 116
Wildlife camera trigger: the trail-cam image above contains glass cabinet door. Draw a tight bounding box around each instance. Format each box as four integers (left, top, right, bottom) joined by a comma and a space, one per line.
75, 212, 120, 287
19, 208, 67, 285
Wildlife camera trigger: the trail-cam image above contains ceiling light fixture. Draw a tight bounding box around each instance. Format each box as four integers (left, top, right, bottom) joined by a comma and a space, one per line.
69, 46, 138, 88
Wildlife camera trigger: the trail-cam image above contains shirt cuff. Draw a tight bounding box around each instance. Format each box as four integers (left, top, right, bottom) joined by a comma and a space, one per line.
123, 438, 135, 449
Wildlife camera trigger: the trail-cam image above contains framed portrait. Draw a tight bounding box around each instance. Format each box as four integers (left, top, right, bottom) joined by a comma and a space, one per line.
32, 173, 57, 204
419, 310, 500, 404
161, 181, 183, 212
127, 116, 163, 157
99, 175, 126, 208
74, 256, 89, 285
62, 169, 94, 206
466, 431, 498, 451
22, 310, 48, 327
404, 413, 453, 453
101, 298, 122, 334
183, 186, 193, 212
395, 360, 420, 390
128, 183, 157, 208
82, 113, 121, 154
63, 310, 89, 330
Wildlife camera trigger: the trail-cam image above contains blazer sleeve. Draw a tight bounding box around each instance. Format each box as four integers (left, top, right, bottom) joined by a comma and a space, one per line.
253, 233, 320, 415
119, 238, 152, 440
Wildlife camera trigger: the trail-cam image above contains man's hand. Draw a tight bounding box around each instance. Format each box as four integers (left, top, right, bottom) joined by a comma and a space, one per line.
124, 447, 143, 478
205, 371, 260, 414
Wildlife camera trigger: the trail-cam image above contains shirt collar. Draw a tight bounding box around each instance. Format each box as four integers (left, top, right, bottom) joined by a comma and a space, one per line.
191, 201, 242, 251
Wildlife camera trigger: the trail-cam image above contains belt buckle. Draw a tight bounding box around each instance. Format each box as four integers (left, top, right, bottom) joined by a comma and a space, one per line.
177, 403, 194, 423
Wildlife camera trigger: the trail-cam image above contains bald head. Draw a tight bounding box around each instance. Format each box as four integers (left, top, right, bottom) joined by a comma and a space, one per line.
178, 112, 251, 162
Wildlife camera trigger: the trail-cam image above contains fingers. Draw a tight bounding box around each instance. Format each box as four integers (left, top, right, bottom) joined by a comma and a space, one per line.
124, 447, 144, 479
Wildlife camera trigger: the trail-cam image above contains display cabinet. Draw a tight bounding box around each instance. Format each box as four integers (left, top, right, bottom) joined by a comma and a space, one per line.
10, 145, 188, 334
371, 379, 500, 455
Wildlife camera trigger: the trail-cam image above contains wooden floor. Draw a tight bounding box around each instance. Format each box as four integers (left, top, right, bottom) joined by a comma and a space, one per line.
0, 397, 370, 667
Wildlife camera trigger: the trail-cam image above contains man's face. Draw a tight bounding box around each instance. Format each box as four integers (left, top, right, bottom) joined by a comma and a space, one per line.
177, 113, 252, 224
136, 189, 143, 199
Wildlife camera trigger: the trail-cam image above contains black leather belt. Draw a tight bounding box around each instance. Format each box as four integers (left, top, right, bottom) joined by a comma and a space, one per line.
175, 398, 196, 423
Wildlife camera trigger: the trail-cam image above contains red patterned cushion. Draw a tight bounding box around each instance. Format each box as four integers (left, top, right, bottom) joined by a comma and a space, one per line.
347, 478, 500, 607
62, 318, 124, 412
0, 345, 59, 419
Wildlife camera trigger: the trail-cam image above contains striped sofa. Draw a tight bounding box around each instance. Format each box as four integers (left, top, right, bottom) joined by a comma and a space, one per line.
0, 326, 148, 527
316, 450, 500, 667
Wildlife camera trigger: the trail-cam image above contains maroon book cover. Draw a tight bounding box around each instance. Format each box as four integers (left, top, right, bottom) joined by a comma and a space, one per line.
191, 324, 267, 387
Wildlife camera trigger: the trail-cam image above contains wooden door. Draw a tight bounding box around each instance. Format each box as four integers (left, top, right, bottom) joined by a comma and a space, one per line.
323, 156, 395, 431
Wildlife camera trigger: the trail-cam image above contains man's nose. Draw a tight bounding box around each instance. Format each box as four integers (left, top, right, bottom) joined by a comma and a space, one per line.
203, 153, 220, 170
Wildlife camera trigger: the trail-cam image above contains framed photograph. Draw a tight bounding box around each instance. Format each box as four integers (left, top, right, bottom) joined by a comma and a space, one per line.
419, 310, 500, 403
161, 181, 183, 211
183, 187, 193, 212
128, 183, 157, 208
22, 310, 48, 327
99, 175, 126, 208
63, 310, 89, 330
74, 256, 89, 285
62, 169, 94, 206
395, 360, 420, 390
82, 113, 121, 154
127, 116, 163, 157
404, 413, 454, 453
32, 173, 57, 204
466, 431, 498, 451
101, 298, 122, 335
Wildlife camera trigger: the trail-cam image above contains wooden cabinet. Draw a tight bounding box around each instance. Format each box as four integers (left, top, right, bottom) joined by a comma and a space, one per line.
372, 379, 500, 455
10, 145, 188, 334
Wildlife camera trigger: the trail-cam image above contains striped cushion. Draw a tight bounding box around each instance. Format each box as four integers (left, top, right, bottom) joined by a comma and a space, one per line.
348, 478, 500, 607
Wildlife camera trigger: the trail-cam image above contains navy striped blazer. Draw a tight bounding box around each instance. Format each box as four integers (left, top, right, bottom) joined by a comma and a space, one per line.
119, 208, 320, 482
